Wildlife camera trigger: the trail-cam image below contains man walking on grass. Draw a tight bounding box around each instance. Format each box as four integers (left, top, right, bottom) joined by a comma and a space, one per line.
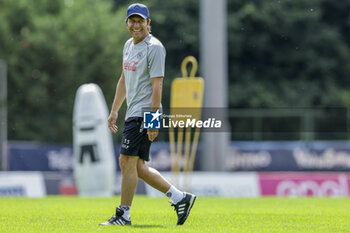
99, 3, 196, 226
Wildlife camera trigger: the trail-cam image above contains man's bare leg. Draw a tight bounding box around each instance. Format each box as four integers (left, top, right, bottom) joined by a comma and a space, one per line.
136, 158, 196, 225
137, 159, 184, 203
137, 159, 171, 193
119, 154, 139, 206
100, 154, 138, 225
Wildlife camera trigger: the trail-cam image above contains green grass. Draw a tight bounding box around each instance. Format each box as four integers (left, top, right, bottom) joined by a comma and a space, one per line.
1, 196, 350, 232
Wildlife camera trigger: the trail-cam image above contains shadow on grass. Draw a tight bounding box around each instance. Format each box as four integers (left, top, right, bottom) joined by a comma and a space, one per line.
131, 225, 166, 228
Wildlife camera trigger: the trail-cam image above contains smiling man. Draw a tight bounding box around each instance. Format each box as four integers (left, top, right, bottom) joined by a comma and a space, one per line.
99, 3, 196, 226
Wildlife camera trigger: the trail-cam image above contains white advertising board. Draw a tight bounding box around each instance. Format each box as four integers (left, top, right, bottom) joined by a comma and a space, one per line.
0, 172, 46, 197
145, 172, 260, 197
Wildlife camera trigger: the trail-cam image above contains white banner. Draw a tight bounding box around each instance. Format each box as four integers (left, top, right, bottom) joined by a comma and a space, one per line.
0, 172, 46, 197
145, 172, 260, 197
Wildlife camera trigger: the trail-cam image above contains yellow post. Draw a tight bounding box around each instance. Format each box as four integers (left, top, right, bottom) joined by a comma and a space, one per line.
169, 56, 204, 192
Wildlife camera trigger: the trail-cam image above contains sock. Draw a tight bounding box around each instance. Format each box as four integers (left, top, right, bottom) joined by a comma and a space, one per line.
119, 205, 131, 221
165, 185, 185, 204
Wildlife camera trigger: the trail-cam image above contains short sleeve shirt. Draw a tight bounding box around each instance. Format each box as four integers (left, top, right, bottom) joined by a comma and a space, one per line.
123, 34, 166, 119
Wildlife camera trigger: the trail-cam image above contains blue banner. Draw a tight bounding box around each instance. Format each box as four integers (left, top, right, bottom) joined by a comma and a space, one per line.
8, 141, 350, 172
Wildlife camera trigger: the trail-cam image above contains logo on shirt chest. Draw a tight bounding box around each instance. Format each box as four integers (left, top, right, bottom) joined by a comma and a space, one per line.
137, 51, 143, 59
123, 60, 138, 71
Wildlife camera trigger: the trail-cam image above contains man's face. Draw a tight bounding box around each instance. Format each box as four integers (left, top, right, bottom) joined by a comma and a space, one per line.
127, 15, 149, 43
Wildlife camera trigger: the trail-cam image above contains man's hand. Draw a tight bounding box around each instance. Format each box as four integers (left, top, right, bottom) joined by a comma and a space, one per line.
108, 112, 118, 133
147, 128, 159, 141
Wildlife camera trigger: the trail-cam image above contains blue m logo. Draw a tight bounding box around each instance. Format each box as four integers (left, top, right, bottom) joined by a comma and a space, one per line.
143, 110, 161, 129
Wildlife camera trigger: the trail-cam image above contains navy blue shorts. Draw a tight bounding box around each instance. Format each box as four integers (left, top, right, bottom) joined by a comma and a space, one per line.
120, 117, 151, 161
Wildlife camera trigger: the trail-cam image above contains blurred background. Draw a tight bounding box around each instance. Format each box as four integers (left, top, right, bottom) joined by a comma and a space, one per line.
1, 0, 350, 197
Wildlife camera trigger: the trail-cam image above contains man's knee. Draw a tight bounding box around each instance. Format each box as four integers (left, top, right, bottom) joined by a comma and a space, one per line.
119, 154, 138, 172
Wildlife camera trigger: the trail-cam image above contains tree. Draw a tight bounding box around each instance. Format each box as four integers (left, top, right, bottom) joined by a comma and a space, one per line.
0, 0, 129, 142
2, 0, 350, 142
227, 0, 350, 108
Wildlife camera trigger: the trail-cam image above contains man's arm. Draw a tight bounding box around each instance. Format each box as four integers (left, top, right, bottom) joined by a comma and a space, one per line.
108, 71, 126, 133
147, 76, 163, 141
151, 77, 163, 110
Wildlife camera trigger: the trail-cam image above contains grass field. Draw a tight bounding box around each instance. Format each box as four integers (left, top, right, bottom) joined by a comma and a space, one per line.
1, 196, 350, 233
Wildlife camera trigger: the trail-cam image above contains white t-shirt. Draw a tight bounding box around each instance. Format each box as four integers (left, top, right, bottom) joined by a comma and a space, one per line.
122, 34, 166, 119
